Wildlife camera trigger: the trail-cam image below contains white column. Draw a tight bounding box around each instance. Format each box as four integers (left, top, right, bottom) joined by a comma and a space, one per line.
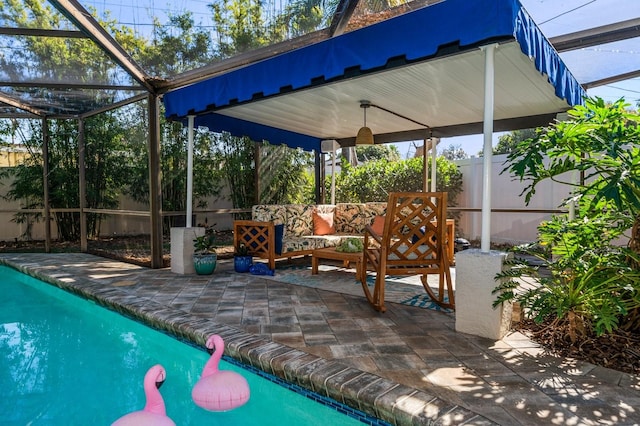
455, 249, 513, 340
171, 227, 205, 274
331, 151, 336, 204
430, 137, 438, 192
481, 44, 497, 253
186, 115, 194, 228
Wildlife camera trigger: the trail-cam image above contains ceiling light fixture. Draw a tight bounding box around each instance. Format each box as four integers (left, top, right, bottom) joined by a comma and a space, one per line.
355, 100, 374, 145
355, 100, 433, 145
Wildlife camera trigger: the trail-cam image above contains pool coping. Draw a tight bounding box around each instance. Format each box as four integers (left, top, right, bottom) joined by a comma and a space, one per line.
2, 256, 494, 425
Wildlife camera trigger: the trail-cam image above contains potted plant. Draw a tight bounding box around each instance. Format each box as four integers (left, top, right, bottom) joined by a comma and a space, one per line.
193, 229, 217, 275
234, 242, 253, 273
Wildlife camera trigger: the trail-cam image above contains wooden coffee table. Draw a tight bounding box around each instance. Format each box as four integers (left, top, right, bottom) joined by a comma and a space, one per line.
311, 247, 362, 277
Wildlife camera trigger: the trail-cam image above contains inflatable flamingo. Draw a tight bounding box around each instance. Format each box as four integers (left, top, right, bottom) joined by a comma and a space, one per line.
192, 334, 250, 412
112, 364, 176, 426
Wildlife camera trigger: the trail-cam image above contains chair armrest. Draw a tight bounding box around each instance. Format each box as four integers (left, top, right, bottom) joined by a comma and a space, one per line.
364, 224, 382, 246
233, 220, 275, 256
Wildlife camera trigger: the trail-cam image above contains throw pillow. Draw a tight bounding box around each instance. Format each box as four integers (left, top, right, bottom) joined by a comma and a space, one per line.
274, 223, 284, 255
313, 211, 335, 235
371, 215, 386, 235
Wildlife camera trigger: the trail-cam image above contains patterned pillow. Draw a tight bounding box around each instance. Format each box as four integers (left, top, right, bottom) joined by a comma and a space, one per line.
252, 205, 286, 225
335, 203, 367, 233
285, 204, 314, 237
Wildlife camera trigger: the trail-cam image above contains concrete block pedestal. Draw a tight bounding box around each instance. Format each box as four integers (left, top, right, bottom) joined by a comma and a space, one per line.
455, 249, 513, 340
170, 227, 205, 275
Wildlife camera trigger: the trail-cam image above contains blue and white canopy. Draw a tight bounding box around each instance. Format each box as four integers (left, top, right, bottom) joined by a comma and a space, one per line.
163, 0, 585, 152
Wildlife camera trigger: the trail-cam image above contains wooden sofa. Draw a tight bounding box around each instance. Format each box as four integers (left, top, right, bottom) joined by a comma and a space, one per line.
233, 203, 386, 270
234, 202, 456, 270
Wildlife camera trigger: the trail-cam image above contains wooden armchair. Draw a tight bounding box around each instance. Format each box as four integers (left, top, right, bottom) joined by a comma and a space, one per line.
233, 220, 277, 270
360, 192, 455, 313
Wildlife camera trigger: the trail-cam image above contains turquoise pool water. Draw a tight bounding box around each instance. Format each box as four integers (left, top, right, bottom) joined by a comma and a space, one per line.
0, 266, 369, 425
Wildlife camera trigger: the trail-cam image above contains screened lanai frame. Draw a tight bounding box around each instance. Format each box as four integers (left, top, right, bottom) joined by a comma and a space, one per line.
0, 0, 638, 267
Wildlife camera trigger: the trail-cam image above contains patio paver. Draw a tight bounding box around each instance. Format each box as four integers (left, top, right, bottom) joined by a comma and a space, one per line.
1, 253, 638, 425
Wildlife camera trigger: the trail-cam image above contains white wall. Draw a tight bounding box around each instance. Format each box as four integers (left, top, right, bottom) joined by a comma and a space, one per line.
0, 156, 590, 245
0, 171, 236, 241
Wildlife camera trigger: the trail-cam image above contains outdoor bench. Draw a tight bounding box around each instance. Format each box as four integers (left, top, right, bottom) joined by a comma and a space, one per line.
233, 203, 386, 270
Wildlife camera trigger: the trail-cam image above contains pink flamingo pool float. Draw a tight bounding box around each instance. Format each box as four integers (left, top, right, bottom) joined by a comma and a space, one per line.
192, 334, 250, 411
112, 364, 176, 426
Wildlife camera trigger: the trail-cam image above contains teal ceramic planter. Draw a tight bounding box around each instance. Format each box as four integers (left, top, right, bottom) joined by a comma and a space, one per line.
193, 253, 217, 275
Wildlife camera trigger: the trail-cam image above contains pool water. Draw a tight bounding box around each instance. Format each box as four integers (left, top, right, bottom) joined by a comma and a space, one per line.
0, 266, 368, 425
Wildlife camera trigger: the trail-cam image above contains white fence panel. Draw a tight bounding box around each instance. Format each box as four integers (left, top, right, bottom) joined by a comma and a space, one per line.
454, 154, 572, 244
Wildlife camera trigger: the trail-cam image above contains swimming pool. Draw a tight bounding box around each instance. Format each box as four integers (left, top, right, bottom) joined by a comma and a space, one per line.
0, 266, 374, 425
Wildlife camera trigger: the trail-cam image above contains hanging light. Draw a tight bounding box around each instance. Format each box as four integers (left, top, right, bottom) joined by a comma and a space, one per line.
355, 100, 374, 145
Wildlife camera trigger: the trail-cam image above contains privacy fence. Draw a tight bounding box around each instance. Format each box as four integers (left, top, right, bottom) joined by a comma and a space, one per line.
0, 153, 571, 245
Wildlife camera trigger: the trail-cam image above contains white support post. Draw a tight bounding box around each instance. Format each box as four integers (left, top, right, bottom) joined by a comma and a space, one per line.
455, 44, 514, 341
481, 44, 497, 253
430, 137, 438, 192
455, 249, 513, 340
331, 150, 336, 204
186, 115, 194, 228
569, 170, 577, 220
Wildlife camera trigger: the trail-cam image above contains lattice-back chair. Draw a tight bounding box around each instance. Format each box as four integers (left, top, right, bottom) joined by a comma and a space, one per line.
360, 192, 454, 312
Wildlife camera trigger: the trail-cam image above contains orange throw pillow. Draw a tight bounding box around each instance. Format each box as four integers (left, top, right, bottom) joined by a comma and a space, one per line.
371, 215, 385, 235
313, 211, 335, 235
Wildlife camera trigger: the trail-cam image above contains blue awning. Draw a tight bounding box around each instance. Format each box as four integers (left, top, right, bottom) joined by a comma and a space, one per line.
163, 0, 585, 152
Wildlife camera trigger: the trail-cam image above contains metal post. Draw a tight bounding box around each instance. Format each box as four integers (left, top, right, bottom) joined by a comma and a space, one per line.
481, 44, 497, 253
422, 139, 428, 192
330, 151, 336, 204
254, 142, 261, 204
78, 118, 87, 251
186, 115, 194, 228
42, 117, 51, 253
314, 150, 322, 204
148, 94, 164, 268
430, 137, 438, 192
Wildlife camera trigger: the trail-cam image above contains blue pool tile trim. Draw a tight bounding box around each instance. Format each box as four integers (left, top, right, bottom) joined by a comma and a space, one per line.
223, 355, 392, 426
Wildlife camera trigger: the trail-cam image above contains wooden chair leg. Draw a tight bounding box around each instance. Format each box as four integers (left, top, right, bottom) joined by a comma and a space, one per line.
373, 274, 387, 313
360, 266, 375, 307
360, 261, 386, 312
420, 270, 455, 310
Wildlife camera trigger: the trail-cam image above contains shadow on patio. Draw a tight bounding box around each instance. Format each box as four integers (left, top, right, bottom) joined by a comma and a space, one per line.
1, 252, 638, 425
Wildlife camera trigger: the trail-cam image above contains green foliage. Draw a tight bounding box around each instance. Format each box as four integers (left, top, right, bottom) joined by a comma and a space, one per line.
125, 109, 223, 233
256, 143, 314, 205
193, 227, 217, 254
236, 242, 249, 256
497, 97, 640, 338
503, 97, 640, 214
208, 135, 314, 214
494, 213, 640, 339
355, 145, 401, 162
0, 114, 130, 240
210, 0, 272, 56
335, 237, 363, 253
331, 156, 463, 208
440, 144, 469, 160
492, 128, 537, 155
138, 12, 213, 77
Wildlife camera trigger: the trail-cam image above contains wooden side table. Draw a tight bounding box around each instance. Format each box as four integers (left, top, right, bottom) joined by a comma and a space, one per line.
311, 247, 363, 277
